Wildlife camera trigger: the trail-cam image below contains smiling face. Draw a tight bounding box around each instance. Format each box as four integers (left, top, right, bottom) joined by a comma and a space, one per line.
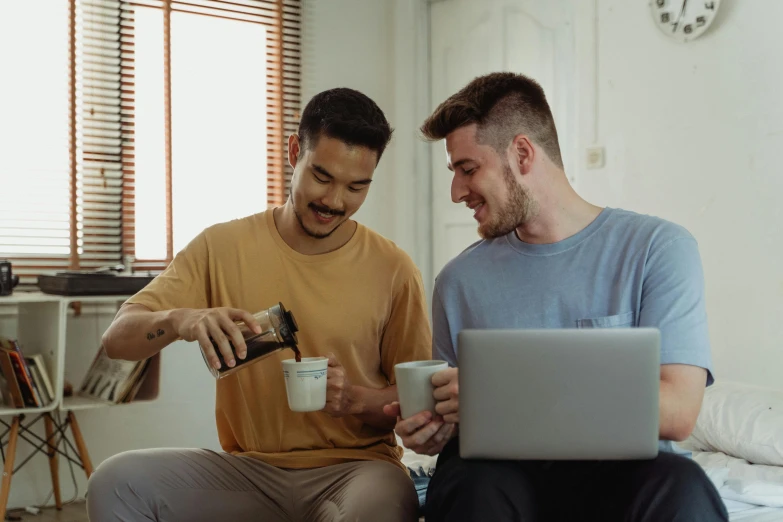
288, 133, 376, 239
446, 124, 536, 239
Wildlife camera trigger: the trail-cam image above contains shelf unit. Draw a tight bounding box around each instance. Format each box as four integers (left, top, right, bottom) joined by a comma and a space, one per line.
0, 291, 160, 518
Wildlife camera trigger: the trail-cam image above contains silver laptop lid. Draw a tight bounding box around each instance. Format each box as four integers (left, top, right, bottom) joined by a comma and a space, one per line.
458, 328, 660, 461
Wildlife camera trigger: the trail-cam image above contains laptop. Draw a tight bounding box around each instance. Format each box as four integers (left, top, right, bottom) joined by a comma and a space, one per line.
457, 328, 660, 460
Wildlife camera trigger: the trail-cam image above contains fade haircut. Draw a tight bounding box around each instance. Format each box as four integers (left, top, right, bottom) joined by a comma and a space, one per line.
421, 72, 563, 168
297, 87, 393, 162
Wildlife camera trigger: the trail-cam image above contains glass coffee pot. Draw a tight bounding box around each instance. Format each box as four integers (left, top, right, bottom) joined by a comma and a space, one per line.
202, 302, 300, 379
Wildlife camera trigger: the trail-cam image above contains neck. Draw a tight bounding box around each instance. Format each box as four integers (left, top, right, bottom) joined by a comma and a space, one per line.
273, 202, 357, 255
515, 169, 603, 244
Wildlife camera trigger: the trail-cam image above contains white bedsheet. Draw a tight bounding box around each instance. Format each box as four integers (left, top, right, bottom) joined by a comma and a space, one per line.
695, 451, 783, 507
729, 506, 783, 521
695, 450, 783, 521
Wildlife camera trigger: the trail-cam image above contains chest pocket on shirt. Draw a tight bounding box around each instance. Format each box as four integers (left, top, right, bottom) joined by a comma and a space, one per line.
576, 311, 635, 328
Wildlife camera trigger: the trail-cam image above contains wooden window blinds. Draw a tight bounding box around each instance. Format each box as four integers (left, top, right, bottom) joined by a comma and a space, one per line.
0, 0, 301, 286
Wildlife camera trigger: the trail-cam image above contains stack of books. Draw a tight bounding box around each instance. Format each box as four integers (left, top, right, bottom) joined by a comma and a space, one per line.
78, 347, 150, 404
0, 338, 55, 409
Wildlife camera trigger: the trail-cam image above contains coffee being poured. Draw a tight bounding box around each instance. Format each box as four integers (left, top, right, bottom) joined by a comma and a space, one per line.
202, 302, 300, 379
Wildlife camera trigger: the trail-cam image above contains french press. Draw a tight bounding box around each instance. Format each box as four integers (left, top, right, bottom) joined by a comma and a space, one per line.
202, 302, 300, 379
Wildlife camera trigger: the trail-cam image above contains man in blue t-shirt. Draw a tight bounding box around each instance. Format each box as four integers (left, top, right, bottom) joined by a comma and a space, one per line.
385, 72, 728, 521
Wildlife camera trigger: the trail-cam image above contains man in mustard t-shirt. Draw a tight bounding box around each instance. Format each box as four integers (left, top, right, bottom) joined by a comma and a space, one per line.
87, 88, 431, 522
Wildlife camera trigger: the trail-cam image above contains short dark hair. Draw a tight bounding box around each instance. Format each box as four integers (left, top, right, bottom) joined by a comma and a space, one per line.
297, 87, 393, 162
421, 72, 563, 168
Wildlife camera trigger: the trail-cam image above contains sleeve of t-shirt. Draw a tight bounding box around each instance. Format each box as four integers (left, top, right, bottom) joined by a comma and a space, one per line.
432, 282, 458, 368
380, 268, 433, 385
639, 236, 714, 385
125, 231, 211, 312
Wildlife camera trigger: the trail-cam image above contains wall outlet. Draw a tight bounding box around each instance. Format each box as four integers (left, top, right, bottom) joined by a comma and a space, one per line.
586, 146, 605, 169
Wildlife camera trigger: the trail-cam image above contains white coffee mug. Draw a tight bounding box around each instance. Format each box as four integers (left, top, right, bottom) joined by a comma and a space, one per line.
282, 357, 328, 412
395, 360, 449, 419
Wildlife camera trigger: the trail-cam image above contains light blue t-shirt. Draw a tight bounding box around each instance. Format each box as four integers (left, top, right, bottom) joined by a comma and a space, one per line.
433, 207, 714, 455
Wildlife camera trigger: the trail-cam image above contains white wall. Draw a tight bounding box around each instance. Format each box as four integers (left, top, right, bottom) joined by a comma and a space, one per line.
577, 0, 783, 391
301, 0, 431, 278
301, 0, 395, 239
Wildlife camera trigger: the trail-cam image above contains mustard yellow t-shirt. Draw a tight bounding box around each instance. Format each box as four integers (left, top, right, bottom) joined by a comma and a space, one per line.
126, 210, 432, 471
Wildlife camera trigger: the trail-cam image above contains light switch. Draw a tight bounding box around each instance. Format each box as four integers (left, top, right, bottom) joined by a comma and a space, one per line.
586, 146, 605, 169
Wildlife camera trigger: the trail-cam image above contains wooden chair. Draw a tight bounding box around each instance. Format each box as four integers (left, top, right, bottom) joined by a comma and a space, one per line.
0, 411, 93, 519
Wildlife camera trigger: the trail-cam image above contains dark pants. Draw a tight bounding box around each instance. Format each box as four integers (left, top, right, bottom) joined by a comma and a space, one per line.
425, 438, 728, 522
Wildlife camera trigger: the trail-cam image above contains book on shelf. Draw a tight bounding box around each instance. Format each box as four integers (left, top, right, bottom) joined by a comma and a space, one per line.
78, 346, 150, 404
27, 355, 55, 405
0, 337, 54, 409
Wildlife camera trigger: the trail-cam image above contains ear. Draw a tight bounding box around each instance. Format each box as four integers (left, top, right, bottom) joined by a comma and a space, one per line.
511, 134, 535, 175
288, 134, 301, 169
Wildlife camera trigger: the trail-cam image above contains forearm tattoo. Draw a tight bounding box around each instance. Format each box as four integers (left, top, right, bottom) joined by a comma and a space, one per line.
146, 329, 165, 341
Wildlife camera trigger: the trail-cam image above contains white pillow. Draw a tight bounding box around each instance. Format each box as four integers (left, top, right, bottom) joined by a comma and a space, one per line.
685, 382, 783, 466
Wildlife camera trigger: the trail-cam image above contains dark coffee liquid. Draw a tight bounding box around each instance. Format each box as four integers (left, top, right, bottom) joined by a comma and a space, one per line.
212, 336, 302, 372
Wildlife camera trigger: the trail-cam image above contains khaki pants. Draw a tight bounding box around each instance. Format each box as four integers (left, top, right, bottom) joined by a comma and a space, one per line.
86, 448, 419, 522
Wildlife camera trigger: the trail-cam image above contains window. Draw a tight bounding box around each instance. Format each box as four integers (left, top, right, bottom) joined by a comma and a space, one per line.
0, 0, 301, 286
134, 8, 269, 258
170, 12, 269, 255
0, 2, 71, 285
122, 0, 301, 269
132, 7, 167, 262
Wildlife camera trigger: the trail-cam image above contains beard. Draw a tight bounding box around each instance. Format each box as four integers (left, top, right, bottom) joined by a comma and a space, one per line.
292, 194, 346, 239
478, 163, 537, 239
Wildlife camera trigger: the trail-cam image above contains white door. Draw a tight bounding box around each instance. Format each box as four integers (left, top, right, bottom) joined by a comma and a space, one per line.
429, 0, 576, 278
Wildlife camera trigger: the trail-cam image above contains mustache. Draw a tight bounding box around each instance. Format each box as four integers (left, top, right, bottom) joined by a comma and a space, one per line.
308, 202, 346, 217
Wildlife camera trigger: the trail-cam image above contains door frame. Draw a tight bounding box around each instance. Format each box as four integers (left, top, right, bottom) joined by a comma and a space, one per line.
389, 0, 436, 298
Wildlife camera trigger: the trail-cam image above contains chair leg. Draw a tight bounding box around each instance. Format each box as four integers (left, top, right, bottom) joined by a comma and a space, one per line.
0, 416, 21, 521
67, 411, 93, 478
44, 414, 63, 509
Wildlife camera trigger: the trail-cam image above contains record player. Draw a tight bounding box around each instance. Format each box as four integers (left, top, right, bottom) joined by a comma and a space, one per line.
37, 265, 157, 296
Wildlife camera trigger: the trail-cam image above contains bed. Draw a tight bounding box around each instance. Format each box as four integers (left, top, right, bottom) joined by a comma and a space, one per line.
694, 450, 783, 521
730, 508, 783, 521
685, 381, 783, 521
729, 507, 783, 521
401, 381, 783, 520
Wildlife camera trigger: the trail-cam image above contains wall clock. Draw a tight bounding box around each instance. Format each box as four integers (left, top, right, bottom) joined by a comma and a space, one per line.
650, 0, 721, 42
